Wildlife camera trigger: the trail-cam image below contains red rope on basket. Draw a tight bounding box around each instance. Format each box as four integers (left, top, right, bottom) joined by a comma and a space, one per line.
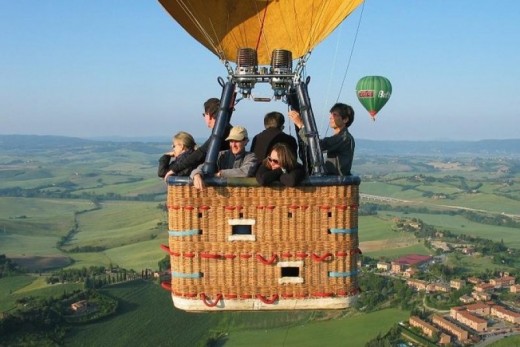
239, 254, 252, 259
183, 206, 194, 211
320, 205, 331, 210
200, 252, 222, 259
240, 294, 253, 299
160, 281, 171, 291
183, 252, 195, 258
311, 253, 333, 262
256, 294, 279, 304
224, 254, 236, 259
335, 251, 348, 257
296, 252, 308, 258
201, 293, 223, 307
281, 252, 292, 258
256, 254, 277, 265
313, 292, 334, 297
199, 205, 210, 211
224, 206, 236, 211
160, 244, 171, 254
266, 205, 275, 210
167, 205, 180, 210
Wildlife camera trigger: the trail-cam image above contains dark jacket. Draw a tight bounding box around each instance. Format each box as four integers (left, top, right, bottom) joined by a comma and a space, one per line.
250, 128, 298, 161
167, 124, 232, 175
157, 149, 195, 177
298, 126, 354, 176
255, 162, 305, 187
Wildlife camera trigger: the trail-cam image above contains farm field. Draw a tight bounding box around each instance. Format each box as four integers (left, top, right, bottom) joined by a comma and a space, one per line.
0, 274, 83, 312
63, 279, 409, 347
65, 280, 313, 347
378, 210, 520, 249
225, 308, 410, 347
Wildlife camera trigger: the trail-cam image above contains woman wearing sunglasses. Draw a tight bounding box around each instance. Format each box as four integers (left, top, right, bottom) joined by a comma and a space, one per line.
255, 142, 305, 187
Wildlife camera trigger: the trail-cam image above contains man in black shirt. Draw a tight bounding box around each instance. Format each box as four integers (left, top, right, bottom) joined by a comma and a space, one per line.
250, 111, 298, 161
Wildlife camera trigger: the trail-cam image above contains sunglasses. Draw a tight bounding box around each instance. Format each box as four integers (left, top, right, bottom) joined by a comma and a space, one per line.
267, 157, 279, 165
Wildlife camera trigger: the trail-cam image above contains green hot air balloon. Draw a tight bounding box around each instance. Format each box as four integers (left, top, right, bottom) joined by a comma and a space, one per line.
355, 76, 392, 121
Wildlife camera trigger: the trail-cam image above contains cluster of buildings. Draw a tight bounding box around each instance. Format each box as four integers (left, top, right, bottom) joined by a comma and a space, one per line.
409, 300, 520, 345
377, 254, 520, 344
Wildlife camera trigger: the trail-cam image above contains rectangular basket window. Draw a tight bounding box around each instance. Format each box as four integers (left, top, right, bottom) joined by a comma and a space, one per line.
278, 261, 304, 284
228, 219, 256, 241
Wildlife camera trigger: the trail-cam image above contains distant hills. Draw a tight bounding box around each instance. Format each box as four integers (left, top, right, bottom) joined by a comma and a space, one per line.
356, 138, 520, 156
0, 134, 518, 157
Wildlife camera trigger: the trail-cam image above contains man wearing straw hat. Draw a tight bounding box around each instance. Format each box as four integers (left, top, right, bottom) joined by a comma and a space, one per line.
190, 125, 258, 190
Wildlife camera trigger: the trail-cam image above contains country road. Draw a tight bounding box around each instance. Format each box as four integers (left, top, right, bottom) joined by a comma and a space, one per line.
360, 194, 520, 219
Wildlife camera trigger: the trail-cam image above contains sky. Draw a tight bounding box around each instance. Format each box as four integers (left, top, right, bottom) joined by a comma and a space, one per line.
1, 1, 519, 141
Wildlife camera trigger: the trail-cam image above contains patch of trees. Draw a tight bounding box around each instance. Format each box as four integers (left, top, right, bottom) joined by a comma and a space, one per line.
364, 324, 403, 347
355, 272, 417, 312
46, 266, 140, 288
0, 289, 117, 345
0, 254, 22, 278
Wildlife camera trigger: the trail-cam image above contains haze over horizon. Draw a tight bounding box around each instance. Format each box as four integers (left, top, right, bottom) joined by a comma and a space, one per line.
1, 1, 519, 141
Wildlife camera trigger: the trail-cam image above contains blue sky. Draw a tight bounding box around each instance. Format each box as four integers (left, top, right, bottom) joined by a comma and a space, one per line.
1, 1, 519, 141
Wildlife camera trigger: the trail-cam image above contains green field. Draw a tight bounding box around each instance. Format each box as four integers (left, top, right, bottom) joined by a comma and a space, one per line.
225, 308, 410, 347
61, 279, 409, 347
363, 242, 431, 258
0, 274, 84, 312
488, 335, 520, 346
379, 211, 520, 249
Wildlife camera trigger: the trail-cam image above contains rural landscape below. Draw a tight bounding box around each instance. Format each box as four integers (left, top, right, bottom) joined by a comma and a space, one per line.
1, 135, 519, 346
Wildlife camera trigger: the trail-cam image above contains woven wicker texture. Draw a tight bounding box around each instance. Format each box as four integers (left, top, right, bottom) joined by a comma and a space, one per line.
165, 182, 360, 310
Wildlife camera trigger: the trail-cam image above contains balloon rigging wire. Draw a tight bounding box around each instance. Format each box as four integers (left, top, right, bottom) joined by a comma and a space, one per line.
336, 0, 366, 102
323, 0, 366, 137
176, 0, 226, 61
255, 3, 269, 52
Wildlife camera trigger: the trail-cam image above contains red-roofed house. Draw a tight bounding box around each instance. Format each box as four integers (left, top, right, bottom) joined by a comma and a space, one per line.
391, 254, 432, 273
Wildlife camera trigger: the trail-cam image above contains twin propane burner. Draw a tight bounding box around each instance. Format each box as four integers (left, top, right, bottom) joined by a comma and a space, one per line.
233, 48, 296, 100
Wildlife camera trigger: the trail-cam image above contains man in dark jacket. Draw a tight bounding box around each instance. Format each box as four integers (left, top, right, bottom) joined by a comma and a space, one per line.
250, 111, 298, 161
163, 97, 232, 181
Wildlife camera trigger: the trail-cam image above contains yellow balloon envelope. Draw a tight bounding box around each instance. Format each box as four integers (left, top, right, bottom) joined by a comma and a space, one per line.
159, 0, 364, 65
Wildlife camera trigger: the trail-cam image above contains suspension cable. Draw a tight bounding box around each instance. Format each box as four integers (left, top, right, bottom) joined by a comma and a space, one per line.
336, 0, 366, 102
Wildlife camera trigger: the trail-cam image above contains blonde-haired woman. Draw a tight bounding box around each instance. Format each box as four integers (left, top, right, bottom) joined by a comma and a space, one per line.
158, 131, 197, 180
255, 142, 305, 187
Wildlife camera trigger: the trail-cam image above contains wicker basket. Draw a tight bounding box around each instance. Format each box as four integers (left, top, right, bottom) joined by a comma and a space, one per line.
162, 176, 361, 311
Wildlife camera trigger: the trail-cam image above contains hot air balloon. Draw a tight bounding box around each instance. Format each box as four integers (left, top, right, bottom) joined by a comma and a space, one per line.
158, 0, 363, 64
355, 76, 392, 121
158, 0, 363, 312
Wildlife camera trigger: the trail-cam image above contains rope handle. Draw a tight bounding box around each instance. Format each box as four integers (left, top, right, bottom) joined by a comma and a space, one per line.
201, 293, 223, 307
256, 254, 277, 265
313, 292, 334, 297
311, 252, 333, 262
160, 281, 171, 291
200, 252, 222, 259
256, 294, 279, 304
160, 244, 171, 254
